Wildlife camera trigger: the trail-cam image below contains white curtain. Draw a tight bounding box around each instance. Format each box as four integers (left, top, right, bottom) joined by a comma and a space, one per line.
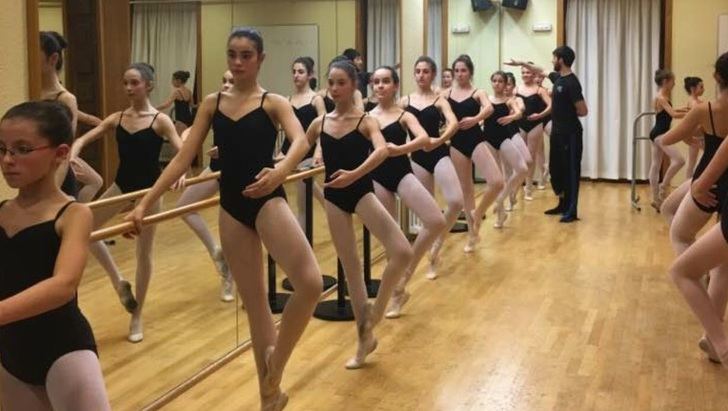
427, 0, 443, 78
367, 0, 400, 71
566, 0, 661, 180
131, 3, 197, 114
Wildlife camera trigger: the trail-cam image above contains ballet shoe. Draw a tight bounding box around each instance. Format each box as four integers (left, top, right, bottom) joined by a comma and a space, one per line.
428, 239, 442, 280
385, 291, 411, 319
524, 187, 534, 201
699, 337, 721, 364
493, 205, 508, 229
650, 201, 662, 213
262, 346, 282, 398
346, 304, 378, 369
127, 314, 143, 343
425, 267, 438, 280
537, 182, 546, 190
220, 273, 235, 302
261, 387, 288, 411
117, 280, 138, 314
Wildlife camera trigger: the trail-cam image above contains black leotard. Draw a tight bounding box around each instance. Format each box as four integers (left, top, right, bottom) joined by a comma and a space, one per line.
0, 201, 97, 386
174, 97, 193, 126
114, 111, 164, 193
370, 112, 412, 192
406, 96, 449, 173
364, 100, 378, 112
214, 92, 286, 229
650, 101, 673, 141
693, 103, 728, 214
321, 114, 373, 213
483, 99, 511, 150
448, 90, 484, 158
517, 90, 547, 133
282, 96, 318, 159
324, 96, 336, 113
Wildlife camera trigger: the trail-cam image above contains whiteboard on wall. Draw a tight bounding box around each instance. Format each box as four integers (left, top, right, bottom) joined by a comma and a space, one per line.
232, 25, 319, 97
720, 15, 728, 56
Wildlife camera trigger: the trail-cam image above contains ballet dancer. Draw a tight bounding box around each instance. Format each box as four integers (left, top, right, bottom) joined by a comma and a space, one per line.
157, 70, 195, 136
71, 63, 184, 343
684, 76, 705, 179
401, 56, 463, 280
127, 28, 324, 410
306, 58, 412, 366
40, 31, 103, 202
175, 71, 235, 303
0, 101, 110, 410
515, 65, 551, 200
649, 69, 687, 211
447, 54, 504, 252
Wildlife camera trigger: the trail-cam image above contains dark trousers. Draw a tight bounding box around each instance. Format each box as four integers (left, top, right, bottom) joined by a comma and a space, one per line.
549, 130, 583, 217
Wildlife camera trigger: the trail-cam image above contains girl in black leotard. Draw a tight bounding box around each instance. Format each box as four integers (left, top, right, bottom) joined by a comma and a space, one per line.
127, 29, 323, 410
365, 66, 445, 319
683, 77, 705, 180
448, 54, 504, 253
39, 31, 103, 203
668, 53, 728, 366
283, 57, 327, 229
305, 59, 412, 368
648, 69, 688, 211
0, 101, 110, 410
174, 71, 235, 303
482, 71, 527, 229
515, 65, 551, 200
401, 56, 462, 279
501, 72, 532, 210
71, 63, 184, 343
157, 70, 194, 136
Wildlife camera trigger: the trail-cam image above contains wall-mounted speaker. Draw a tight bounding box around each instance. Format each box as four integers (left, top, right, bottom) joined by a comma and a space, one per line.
502, 0, 528, 11
471, 0, 494, 12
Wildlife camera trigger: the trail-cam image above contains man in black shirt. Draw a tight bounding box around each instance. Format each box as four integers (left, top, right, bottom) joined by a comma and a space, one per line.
544, 46, 588, 222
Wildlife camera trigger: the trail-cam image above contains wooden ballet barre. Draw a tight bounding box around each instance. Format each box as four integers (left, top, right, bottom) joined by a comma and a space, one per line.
87, 165, 325, 209
89, 166, 325, 241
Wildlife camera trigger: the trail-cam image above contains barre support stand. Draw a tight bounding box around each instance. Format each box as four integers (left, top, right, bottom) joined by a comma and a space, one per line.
267, 254, 290, 314
313, 260, 354, 321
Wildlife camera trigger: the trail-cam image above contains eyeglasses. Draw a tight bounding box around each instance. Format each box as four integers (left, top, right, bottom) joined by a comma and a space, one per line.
0, 145, 52, 158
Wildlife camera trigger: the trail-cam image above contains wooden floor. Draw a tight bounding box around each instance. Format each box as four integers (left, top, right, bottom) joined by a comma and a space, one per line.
80, 181, 728, 410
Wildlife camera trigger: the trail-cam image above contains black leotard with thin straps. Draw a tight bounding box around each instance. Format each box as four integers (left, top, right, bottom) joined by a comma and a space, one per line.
406, 95, 449, 174
370, 112, 413, 192
517, 91, 547, 133
214, 92, 286, 229
650, 101, 673, 141
483, 100, 511, 150
364, 100, 378, 112
321, 114, 373, 213
174, 97, 193, 126
282, 96, 318, 159
115, 111, 164, 193
0, 201, 97, 386
448, 90, 484, 158
692, 102, 728, 215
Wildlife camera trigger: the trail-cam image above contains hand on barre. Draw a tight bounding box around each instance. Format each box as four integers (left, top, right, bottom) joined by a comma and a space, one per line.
123, 206, 146, 238
243, 167, 287, 198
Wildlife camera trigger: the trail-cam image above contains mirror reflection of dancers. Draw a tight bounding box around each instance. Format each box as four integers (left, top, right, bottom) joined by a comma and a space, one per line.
440, 68, 454, 94
282, 57, 326, 229
39, 31, 103, 202
364, 66, 446, 319
447, 55, 504, 252
669, 53, 728, 366
307, 59, 412, 368
71, 63, 184, 343
175, 71, 235, 302
157, 70, 195, 136
401, 56, 462, 280
0, 101, 110, 410
127, 29, 324, 410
